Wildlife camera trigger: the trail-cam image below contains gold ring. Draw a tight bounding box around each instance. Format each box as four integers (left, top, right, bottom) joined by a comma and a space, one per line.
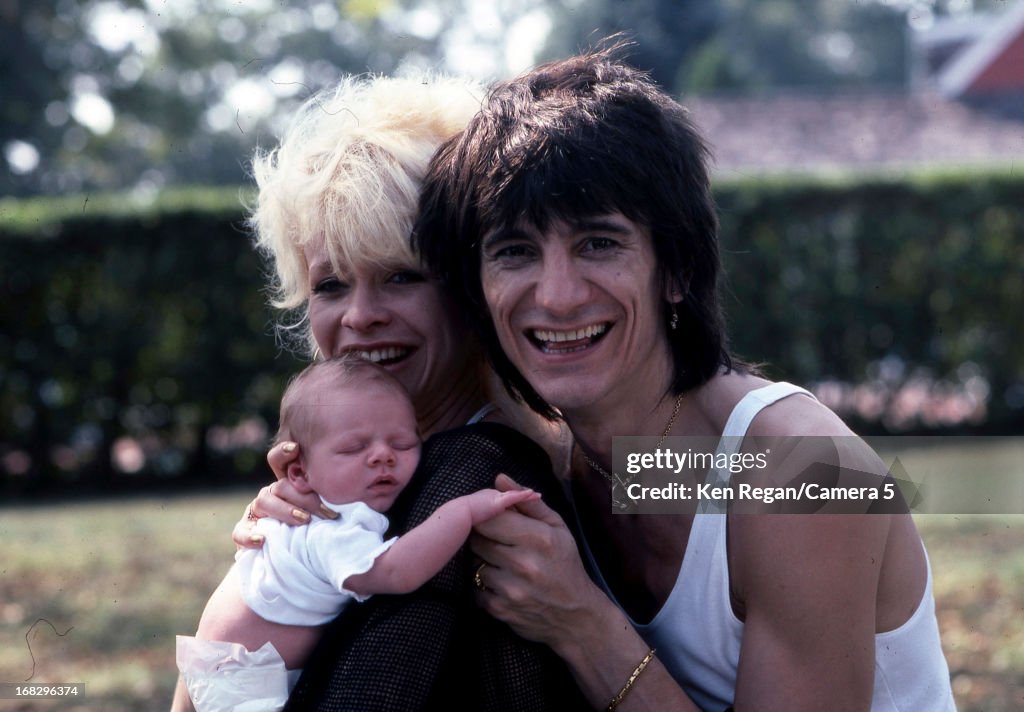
473, 562, 488, 591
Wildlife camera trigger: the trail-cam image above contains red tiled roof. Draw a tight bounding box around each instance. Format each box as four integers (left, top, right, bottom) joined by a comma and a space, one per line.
685, 91, 1024, 175
938, 2, 1024, 97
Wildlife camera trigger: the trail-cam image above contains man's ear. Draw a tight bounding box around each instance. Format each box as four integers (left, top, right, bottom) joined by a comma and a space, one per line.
664, 275, 686, 305
286, 458, 314, 494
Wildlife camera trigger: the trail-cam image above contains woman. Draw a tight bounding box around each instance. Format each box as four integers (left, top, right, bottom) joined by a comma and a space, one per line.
413, 48, 956, 711
175, 74, 583, 711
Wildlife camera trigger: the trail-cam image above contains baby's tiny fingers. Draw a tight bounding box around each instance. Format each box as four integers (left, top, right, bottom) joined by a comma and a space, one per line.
503, 489, 541, 506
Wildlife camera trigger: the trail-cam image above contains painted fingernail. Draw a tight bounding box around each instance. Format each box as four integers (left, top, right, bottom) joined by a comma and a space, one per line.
292, 508, 310, 522
282, 442, 297, 453
319, 503, 339, 520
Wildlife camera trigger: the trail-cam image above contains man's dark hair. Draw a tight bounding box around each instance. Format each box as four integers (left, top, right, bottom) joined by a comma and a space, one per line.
415, 42, 735, 418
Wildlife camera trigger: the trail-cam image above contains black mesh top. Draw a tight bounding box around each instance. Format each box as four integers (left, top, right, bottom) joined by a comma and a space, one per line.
283, 421, 589, 711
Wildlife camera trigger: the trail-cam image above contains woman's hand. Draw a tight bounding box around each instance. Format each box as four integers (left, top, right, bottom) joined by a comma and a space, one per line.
469, 474, 609, 651
230, 441, 334, 549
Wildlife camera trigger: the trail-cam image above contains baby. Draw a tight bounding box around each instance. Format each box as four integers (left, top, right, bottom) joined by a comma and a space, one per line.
175, 357, 537, 711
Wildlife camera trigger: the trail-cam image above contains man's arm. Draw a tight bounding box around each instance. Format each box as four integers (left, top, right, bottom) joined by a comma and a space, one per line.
344, 488, 538, 597
731, 511, 889, 710
472, 476, 703, 711
731, 396, 894, 709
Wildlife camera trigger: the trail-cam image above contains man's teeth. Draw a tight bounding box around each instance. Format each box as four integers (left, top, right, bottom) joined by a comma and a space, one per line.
352, 347, 408, 363
533, 324, 607, 343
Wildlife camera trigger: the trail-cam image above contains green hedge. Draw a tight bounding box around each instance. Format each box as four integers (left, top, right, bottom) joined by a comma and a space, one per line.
1, 171, 1022, 494
717, 168, 1024, 433
0, 188, 303, 495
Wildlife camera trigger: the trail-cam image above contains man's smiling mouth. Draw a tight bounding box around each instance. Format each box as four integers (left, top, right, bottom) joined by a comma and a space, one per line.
528, 323, 610, 353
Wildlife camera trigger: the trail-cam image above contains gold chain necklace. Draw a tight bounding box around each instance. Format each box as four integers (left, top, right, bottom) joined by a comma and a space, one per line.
581, 391, 685, 511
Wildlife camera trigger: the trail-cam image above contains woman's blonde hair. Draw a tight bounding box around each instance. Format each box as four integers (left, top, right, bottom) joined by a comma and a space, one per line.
248, 73, 483, 351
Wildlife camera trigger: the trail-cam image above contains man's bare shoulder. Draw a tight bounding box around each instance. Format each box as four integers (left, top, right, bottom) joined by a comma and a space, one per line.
695, 373, 850, 438
747, 385, 852, 438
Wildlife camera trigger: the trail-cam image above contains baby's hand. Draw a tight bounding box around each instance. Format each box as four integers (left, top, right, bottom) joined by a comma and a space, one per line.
464, 487, 541, 525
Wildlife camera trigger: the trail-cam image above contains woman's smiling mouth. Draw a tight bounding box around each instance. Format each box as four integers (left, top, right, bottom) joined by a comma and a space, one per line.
346, 346, 412, 365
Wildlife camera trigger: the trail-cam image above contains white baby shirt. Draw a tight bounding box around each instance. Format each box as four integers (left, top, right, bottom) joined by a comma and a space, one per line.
234, 499, 398, 626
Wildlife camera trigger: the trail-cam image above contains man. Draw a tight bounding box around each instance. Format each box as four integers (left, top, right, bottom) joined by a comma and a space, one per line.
414, 43, 956, 711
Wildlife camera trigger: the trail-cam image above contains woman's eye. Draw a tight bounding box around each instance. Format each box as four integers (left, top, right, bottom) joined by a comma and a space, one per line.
387, 270, 426, 285
312, 276, 346, 295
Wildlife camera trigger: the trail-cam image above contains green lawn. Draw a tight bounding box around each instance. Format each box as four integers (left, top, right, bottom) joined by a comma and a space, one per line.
918, 514, 1024, 711
1, 486, 1022, 710
0, 491, 248, 712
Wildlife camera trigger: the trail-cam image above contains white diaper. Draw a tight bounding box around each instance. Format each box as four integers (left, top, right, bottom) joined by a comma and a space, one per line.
176, 636, 301, 712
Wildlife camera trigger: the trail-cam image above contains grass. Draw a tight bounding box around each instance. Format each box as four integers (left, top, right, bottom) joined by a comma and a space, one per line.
0, 492, 248, 712
1, 465, 1022, 710
919, 514, 1024, 710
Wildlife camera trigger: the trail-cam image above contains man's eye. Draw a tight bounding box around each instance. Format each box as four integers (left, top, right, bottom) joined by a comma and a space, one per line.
582, 237, 617, 252
492, 244, 534, 260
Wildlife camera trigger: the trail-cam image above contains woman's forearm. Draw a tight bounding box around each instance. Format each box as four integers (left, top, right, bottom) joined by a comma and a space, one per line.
169, 675, 196, 712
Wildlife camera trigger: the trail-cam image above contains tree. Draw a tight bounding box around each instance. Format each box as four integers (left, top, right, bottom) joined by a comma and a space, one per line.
3, 0, 1016, 197
678, 0, 909, 94
676, 0, 1016, 96
0, 0, 447, 197
539, 0, 723, 93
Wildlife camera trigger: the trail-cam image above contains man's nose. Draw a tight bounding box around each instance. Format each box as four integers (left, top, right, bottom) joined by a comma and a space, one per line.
534, 249, 589, 315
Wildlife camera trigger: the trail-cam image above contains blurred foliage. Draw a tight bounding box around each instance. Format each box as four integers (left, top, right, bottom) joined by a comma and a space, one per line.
539, 0, 723, 92
5, 0, 1021, 197
1, 169, 1022, 494
538, 0, 907, 94
503, 0, 1013, 96
718, 167, 1024, 434
677, 0, 907, 94
0, 0, 446, 198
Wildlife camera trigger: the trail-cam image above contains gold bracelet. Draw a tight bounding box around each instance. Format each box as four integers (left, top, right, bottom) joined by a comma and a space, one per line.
606, 648, 656, 711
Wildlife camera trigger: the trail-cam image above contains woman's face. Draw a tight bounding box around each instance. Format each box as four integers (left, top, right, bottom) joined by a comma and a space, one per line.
304, 239, 475, 417
479, 212, 674, 415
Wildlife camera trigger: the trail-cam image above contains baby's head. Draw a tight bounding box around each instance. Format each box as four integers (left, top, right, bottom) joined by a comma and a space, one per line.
276, 357, 421, 512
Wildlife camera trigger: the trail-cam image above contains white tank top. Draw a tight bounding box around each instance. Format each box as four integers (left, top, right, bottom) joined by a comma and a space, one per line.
578, 382, 955, 711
